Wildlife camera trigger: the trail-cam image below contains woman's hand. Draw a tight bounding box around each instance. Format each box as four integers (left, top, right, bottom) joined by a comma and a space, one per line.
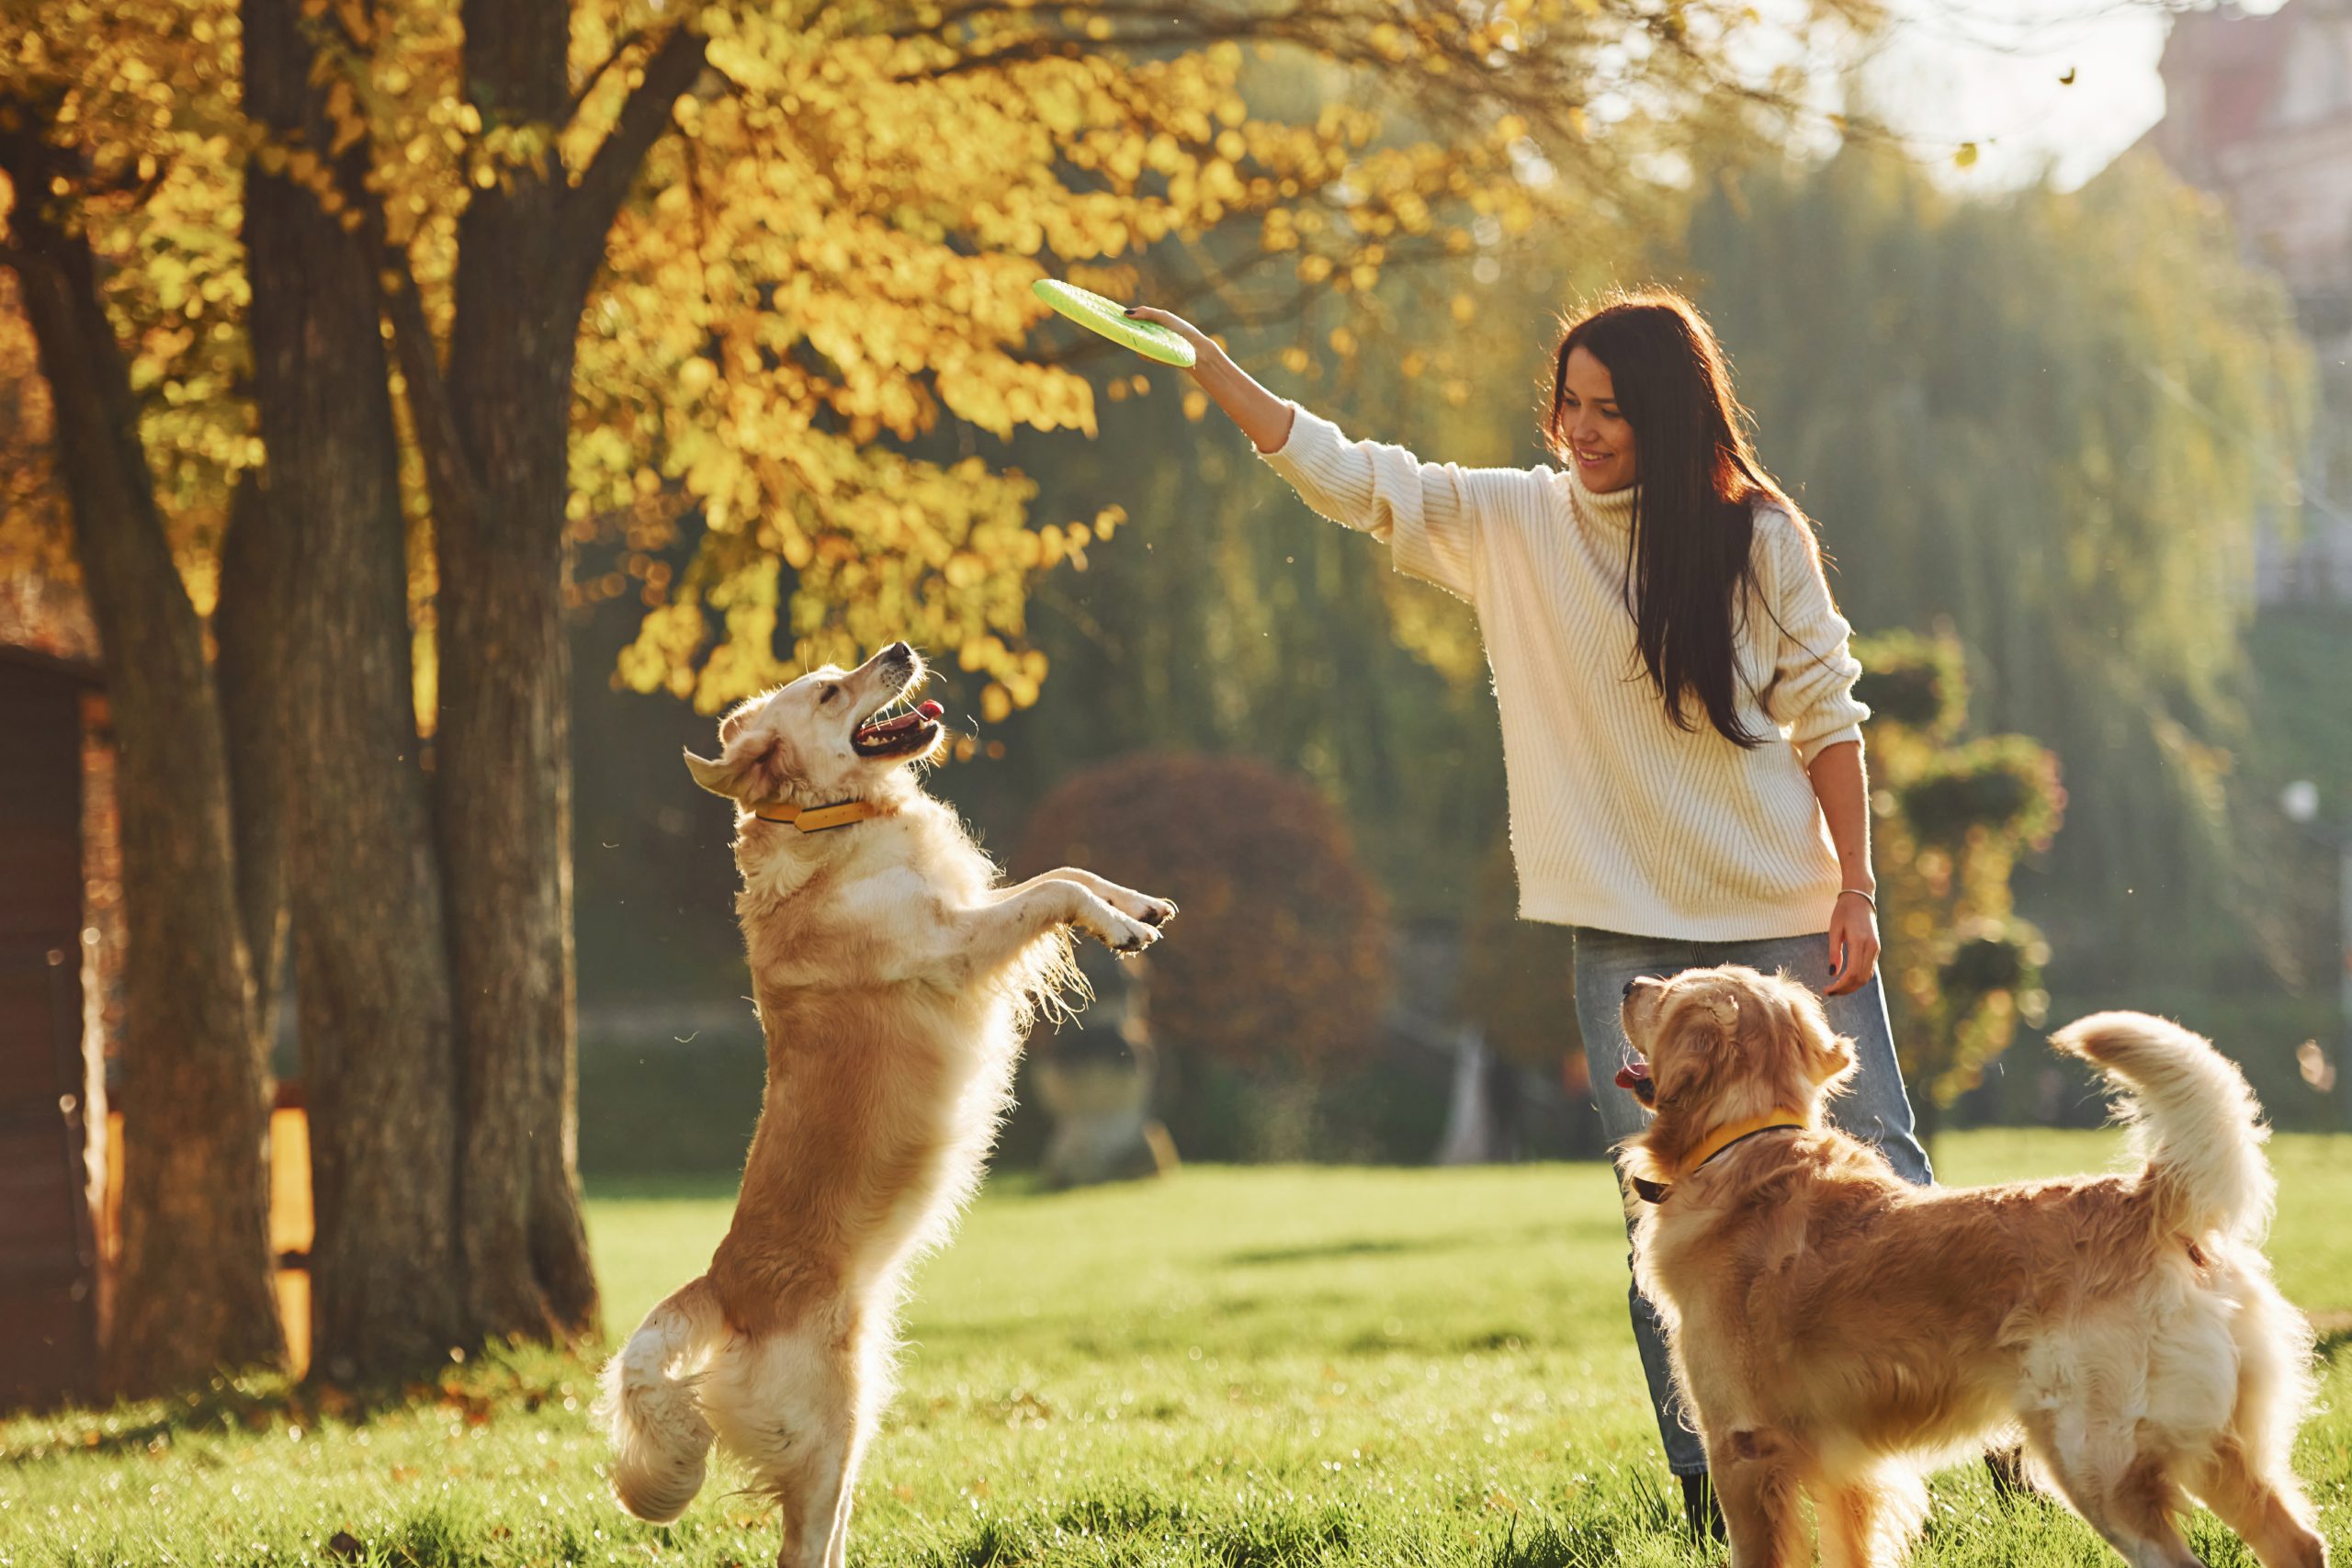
1123, 305, 1221, 367
1124, 305, 1295, 453
1826, 889, 1880, 996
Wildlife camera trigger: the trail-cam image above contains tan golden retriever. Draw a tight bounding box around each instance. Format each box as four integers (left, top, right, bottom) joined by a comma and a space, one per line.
598, 641, 1175, 1568
1617, 964, 2324, 1568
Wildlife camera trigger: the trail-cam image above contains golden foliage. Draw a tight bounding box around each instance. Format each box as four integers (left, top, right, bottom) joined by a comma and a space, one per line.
4, 0, 1874, 705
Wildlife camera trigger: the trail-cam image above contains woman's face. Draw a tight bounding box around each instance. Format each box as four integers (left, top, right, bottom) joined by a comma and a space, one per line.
1557, 346, 1638, 494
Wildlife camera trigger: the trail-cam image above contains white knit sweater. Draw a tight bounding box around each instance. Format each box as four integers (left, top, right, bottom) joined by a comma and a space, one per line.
1262, 405, 1868, 942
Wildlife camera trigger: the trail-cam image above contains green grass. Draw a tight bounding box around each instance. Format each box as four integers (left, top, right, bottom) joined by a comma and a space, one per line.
7, 1132, 2352, 1567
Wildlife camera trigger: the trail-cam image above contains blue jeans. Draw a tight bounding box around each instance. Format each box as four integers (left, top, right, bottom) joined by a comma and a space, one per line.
1571, 926, 1933, 1476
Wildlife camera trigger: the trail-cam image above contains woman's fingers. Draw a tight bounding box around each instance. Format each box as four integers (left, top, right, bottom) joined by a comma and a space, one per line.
1825, 907, 1878, 996
1125, 305, 1211, 348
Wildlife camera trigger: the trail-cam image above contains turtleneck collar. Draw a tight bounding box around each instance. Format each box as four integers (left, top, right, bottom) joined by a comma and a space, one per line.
1568, 464, 1640, 533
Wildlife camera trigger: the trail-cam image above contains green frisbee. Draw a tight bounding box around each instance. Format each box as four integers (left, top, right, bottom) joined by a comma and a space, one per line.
1032, 278, 1197, 368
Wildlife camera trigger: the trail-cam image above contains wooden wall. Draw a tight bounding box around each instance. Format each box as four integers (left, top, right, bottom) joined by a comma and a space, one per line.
0, 652, 104, 1408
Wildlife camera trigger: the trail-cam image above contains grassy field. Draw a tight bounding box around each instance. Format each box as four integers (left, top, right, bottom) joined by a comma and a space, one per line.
6, 1132, 2352, 1567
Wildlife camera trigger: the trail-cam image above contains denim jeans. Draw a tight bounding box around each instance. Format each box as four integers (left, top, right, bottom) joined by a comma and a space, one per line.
1571, 926, 1933, 1476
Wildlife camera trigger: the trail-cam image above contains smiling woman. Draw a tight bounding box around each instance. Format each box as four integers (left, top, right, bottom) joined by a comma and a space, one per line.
1129, 287, 1933, 1533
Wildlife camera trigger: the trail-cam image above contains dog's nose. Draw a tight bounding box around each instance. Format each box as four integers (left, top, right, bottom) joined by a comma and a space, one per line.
882, 640, 912, 662
1623, 978, 1638, 1000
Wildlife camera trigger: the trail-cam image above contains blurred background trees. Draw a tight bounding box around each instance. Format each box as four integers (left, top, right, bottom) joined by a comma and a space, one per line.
1687, 150, 2309, 1011
1853, 632, 2064, 1145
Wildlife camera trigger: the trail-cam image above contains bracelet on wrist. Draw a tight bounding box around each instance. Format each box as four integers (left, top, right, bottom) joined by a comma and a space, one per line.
1837, 886, 1877, 909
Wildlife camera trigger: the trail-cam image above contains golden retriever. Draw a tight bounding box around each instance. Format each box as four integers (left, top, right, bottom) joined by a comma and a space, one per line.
1617, 964, 2324, 1568
598, 641, 1176, 1568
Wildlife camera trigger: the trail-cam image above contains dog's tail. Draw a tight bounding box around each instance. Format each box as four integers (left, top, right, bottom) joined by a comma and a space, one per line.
2051, 1010, 2275, 1244
597, 1276, 724, 1523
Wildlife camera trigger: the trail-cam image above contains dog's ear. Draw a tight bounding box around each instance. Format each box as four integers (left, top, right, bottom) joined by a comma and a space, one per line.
1808, 1028, 1860, 1091
683, 732, 792, 803
1767, 975, 1856, 1090
684, 747, 746, 799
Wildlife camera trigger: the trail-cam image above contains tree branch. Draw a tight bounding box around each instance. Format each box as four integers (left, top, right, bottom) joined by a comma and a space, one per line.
562, 27, 654, 129
561, 23, 708, 257
375, 241, 486, 542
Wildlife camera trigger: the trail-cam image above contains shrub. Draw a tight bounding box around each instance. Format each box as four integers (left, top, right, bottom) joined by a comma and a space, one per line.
1015, 753, 1391, 1077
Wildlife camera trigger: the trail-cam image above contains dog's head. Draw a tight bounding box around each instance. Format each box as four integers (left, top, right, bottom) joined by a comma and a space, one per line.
683, 641, 943, 810
1617, 964, 1857, 1179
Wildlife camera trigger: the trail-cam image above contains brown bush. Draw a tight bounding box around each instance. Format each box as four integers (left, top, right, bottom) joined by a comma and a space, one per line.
1014, 753, 1390, 1075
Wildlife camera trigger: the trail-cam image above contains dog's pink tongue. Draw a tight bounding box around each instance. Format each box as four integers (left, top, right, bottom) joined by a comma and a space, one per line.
917, 701, 943, 719
1613, 1061, 1651, 1091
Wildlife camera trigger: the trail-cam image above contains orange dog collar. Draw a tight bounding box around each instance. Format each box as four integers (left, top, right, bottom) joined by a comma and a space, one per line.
1632, 1110, 1808, 1205
752, 799, 882, 833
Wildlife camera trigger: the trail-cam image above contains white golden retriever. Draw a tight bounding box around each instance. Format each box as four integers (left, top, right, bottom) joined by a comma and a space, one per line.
1618, 964, 2325, 1568
598, 641, 1175, 1567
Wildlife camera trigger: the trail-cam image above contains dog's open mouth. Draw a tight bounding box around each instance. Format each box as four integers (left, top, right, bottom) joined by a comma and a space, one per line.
1614, 1058, 1657, 1106
853, 699, 944, 758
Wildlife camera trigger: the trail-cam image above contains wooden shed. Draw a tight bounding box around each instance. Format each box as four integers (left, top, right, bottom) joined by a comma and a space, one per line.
0, 644, 108, 1409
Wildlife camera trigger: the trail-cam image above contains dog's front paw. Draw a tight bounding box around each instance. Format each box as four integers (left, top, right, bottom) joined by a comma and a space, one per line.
1094, 912, 1160, 956
1098, 883, 1178, 928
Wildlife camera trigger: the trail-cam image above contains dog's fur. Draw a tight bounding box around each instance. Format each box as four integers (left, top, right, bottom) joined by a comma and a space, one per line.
1618, 964, 2325, 1568
597, 644, 1174, 1568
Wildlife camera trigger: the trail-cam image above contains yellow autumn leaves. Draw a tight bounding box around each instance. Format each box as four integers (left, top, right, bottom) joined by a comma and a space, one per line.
5, 0, 1860, 719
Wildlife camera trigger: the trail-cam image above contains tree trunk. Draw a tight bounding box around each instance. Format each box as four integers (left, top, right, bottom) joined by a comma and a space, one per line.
242, 0, 470, 1380
434, 0, 602, 1340
410, 4, 703, 1343
0, 107, 284, 1394
214, 475, 291, 1046
438, 214, 593, 1340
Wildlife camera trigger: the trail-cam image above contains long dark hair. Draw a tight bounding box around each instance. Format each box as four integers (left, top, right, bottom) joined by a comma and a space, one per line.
1543, 289, 1804, 748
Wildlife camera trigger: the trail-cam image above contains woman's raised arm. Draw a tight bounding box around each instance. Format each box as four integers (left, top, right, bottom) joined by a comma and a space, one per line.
1124, 307, 1564, 607
1124, 307, 1294, 452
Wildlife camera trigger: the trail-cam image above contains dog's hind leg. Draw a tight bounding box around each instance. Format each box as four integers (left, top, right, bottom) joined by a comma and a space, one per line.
705, 1320, 862, 1568
2190, 1272, 2326, 1568
1816, 1462, 1928, 1568
1708, 1427, 1810, 1568
756, 1363, 854, 1568
819, 1320, 897, 1568
2192, 1439, 2327, 1568
2019, 1413, 2203, 1568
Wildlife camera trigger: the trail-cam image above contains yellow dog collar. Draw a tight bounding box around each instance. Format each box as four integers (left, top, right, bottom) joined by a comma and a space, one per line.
752, 799, 882, 833
1632, 1110, 1808, 1205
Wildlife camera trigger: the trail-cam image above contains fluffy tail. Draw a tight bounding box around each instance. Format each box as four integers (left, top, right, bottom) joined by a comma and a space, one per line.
2050, 1010, 2275, 1244
597, 1276, 723, 1523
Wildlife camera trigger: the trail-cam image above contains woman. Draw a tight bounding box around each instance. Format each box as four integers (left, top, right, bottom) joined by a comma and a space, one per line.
1131, 289, 1933, 1532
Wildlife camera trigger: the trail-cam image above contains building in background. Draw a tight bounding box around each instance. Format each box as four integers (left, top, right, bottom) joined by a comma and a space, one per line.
0, 644, 109, 1408
2150, 0, 2352, 602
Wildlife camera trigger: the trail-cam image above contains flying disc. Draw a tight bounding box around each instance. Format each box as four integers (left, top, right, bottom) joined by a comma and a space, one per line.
1031, 278, 1197, 367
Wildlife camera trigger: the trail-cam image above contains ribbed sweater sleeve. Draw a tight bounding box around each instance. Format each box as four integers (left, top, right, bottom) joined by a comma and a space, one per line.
1261, 405, 1551, 604
1756, 507, 1870, 766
